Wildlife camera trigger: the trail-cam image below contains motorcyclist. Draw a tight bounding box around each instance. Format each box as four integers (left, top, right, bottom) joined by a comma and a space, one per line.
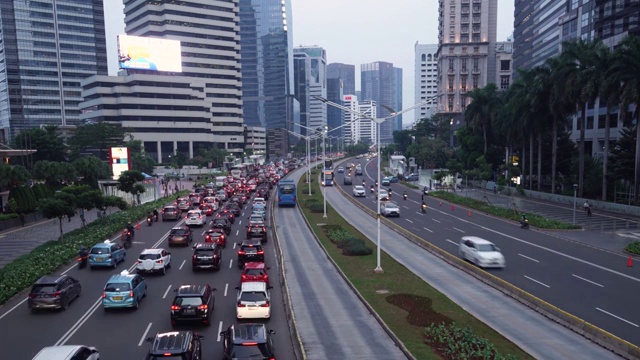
403, 191, 408, 200
152, 209, 159, 221
78, 246, 88, 258
362, 179, 366, 186
125, 222, 135, 238
520, 213, 528, 227
370, 185, 374, 193
421, 201, 427, 212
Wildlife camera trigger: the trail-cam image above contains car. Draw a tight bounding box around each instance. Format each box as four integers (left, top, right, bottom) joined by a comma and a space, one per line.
28, 275, 81, 312
211, 217, 232, 235
161, 205, 180, 221
168, 226, 193, 247
343, 176, 353, 185
235, 282, 272, 320
248, 180, 258, 191
88, 240, 126, 269
205, 229, 227, 247
198, 204, 214, 216
192, 243, 223, 271
406, 173, 419, 181
32, 345, 99, 360
188, 193, 202, 206
248, 215, 265, 227
241, 262, 270, 286
145, 331, 202, 360
102, 270, 147, 310
459, 236, 506, 269
226, 202, 242, 216
377, 189, 390, 201
352, 185, 366, 197
237, 239, 264, 268
381, 177, 391, 186
216, 210, 235, 224
246, 225, 267, 242
203, 196, 219, 210
257, 188, 269, 200
185, 210, 207, 227
136, 248, 171, 275
229, 195, 243, 205
216, 190, 227, 202
337, 166, 344, 173
355, 165, 363, 175
220, 323, 276, 360
177, 198, 191, 211
253, 197, 266, 207
251, 209, 266, 221
380, 202, 400, 217
389, 176, 399, 183
170, 284, 216, 326
252, 202, 266, 212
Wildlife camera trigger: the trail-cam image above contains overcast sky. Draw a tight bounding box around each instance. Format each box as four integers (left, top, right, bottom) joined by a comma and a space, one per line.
104, 0, 515, 126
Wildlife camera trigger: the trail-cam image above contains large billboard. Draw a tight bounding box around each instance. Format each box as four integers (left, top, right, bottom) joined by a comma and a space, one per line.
110, 147, 131, 180
118, 34, 182, 72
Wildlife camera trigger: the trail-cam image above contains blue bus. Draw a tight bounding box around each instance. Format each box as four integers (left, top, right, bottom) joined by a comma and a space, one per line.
322, 169, 334, 186
277, 179, 297, 206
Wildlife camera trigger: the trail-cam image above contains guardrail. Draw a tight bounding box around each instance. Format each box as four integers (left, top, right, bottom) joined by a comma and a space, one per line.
333, 159, 640, 360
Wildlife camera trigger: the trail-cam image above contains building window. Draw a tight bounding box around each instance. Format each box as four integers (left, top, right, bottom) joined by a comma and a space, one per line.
473, 5, 481, 12
473, 58, 479, 70
462, 15, 469, 23
421, 54, 426, 62
461, 58, 467, 71
448, 77, 454, 91
473, 75, 479, 89
500, 75, 510, 89
449, 35, 455, 42
472, 34, 480, 42
587, 116, 594, 130
448, 96, 454, 112
461, 25, 469, 33
474, 46, 479, 53
571, 0, 578, 10
460, 35, 469, 43
461, 77, 467, 91
500, 60, 510, 71
449, 58, 455, 70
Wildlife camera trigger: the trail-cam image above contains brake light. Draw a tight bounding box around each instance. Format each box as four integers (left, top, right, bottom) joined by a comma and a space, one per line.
129, 291, 134, 298
155, 259, 163, 264
171, 305, 180, 310
241, 274, 247, 280
164, 353, 172, 356
28, 293, 36, 298
260, 301, 270, 307
78, 257, 82, 261
257, 250, 264, 255
102, 292, 106, 298
237, 303, 246, 307
198, 304, 208, 310
192, 255, 197, 263
238, 251, 246, 255
136, 260, 141, 264
242, 342, 258, 345
262, 227, 266, 232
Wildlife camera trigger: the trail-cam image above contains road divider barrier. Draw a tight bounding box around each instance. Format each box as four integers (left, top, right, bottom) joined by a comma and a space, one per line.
334, 159, 640, 360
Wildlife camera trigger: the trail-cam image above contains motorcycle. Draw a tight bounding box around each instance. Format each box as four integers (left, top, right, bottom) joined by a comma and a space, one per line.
77, 253, 88, 269
370, 186, 374, 193
421, 203, 427, 213
147, 216, 153, 226
520, 219, 529, 229
403, 193, 408, 201
123, 230, 134, 248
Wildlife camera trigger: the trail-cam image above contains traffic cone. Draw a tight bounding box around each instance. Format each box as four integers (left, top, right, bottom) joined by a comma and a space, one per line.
451, 204, 455, 211
628, 256, 633, 267
136, 223, 141, 230
468, 210, 472, 217
439, 201, 442, 207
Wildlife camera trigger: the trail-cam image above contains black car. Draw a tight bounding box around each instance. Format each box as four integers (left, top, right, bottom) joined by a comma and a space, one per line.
211, 218, 232, 235
220, 323, 276, 360
28, 275, 81, 312
192, 243, 222, 271
161, 205, 180, 221
229, 195, 243, 205
343, 176, 353, 185
168, 227, 193, 247
246, 225, 267, 243
171, 284, 216, 326
145, 331, 203, 360
226, 202, 241, 216
237, 239, 264, 268
257, 188, 269, 200
217, 209, 235, 224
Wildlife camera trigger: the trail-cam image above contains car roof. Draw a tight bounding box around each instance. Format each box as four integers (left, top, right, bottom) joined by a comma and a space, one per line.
229, 323, 268, 343
240, 282, 268, 292
241, 239, 262, 246
107, 270, 138, 283
35, 275, 67, 285
194, 243, 218, 249
140, 248, 163, 254
172, 226, 187, 230
91, 240, 115, 249
150, 331, 192, 353
176, 284, 208, 296
354, 185, 364, 189
461, 236, 494, 245
33, 345, 89, 359
163, 205, 177, 209
243, 262, 265, 270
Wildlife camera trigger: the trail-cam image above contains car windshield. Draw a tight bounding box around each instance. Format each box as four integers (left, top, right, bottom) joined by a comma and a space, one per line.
244, 269, 265, 276
139, 253, 160, 260
90, 247, 109, 255
31, 284, 57, 293
105, 282, 131, 292
164, 207, 176, 211
476, 244, 497, 252
240, 291, 267, 302
241, 245, 259, 253
150, 356, 183, 359
354, 186, 364, 191
171, 229, 187, 235
174, 296, 203, 306
386, 203, 398, 208
196, 249, 215, 255
213, 219, 226, 225
232, 345, 270, 357
250, 217, 263, 222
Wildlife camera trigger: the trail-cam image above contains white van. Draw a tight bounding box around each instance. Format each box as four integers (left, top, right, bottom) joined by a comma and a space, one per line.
32, 345, 99, 360
236, 282, 272, 320
215, 176, 226, 187
459, 236, 505, 269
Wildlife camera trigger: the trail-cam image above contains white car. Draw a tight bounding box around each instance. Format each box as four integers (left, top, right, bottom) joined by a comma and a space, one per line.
352, 185, 366, 197
248, 215, 265, 227
377, 189, 389, 201
32, 345, 99, 360
459, 236, 506, 269
204, 196, 219, 210
136, 248, 171, 275
216, 190, 227, 202
236, 282, 272, 320
380, 202, 400, 217
253, 197, 266, 207
185, 210, 207, 226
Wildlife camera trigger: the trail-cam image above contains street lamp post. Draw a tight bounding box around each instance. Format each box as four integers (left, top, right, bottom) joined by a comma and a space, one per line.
322, 126, 328, 218
573, 183, 578, 224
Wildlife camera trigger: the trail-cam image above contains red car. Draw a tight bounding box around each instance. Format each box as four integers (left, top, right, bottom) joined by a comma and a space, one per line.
205, 228, 227, 248
199, 204, 214, 216
241, 262, 270, 286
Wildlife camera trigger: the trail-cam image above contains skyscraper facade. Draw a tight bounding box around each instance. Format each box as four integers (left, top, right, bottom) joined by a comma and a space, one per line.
342, 94, 376, 145
0, 0, 108, 142
414, 43, 439, 122
327, 63, 355, 95
361, 61, 395, 143
326, 78, 343, 138
435, 0, 498, 118
79, 0, 244, 162
392, 67, 403, 131
239, 0, 293, 130
293, 46, 327, 137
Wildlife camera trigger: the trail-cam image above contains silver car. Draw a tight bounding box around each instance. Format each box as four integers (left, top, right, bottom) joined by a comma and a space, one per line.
352, 185, 366, 197
380, 202, 400, 217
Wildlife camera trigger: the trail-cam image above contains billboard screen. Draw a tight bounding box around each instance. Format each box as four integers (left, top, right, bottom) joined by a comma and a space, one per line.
117, 34, 182, 72
110, 147, 131, 180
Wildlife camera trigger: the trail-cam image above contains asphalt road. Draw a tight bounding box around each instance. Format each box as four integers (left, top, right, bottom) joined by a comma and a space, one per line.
274, 165, 407, 360
0, 191, 296, 360
336, 158, 640, 348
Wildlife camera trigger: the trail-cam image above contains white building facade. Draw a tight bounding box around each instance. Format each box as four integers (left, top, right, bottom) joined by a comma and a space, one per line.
343, 95, 377, 145
414, 43, 439, 122
293, 46, 327, 136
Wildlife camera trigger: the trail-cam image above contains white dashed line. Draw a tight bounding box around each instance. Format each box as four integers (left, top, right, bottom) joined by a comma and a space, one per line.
162, 285, 172, 299
432, 219, 441, 223
524, 275, 550, 288
224, 283, 229, 297
229, 259, 234, 268
452, 227, 465, 233
572, 274, 604, 287
423, 227, 433, 233
596, 308, 638, 327
217, 321, 224, 341
445, 239, 457, 245
405, 219, 413, 223
179, 260, 185, 270
138, 322, 153, 346
518, 254, 540, 263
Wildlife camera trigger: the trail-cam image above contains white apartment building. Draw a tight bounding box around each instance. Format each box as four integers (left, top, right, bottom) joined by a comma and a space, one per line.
415, 43, 439, 122
293, 46, 327, 135
343, 95, 377, 145
495, 41, 513, 90
245, 126, 266, 154
436, 0, 498, 116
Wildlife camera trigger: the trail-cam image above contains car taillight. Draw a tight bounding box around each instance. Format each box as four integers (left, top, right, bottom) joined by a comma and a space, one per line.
262, 227, 266, 232
171, 305, 180, 310
260, 301, 270, 307
257, 250, 264, 255
128, 291, 134, 298
156, 259, 163, 264
198, 304, 208, 310
102, 292, 106, 298
205, 235, 211, 242
28, 293, 35, 299
237, 303, 246, 307
238, 251, 246, 255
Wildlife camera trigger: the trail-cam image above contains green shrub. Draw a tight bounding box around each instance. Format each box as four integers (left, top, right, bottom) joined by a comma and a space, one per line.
32, 183, 51, 200
309, 204, 324, 213
24, 186, 37, 212
0, 213, 19, 221
340, 237, 373, 256
305, 198, 319, 208
425, 322, 518, 360
0, 191, 189, 305
326, 226, 351, 244
625, 241, 640, 255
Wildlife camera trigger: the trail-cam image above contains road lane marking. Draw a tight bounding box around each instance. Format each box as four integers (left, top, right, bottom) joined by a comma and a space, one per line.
201, 230, 206, 236
138, 322, 153, 346
163, 285, 172, 299
217, 321, 224, 342
233, 242, 236, 249
235, 230, 239, 236
432, 219, 441, 223
402, 205, 409, 209
179, 260, 185, 270
238, 221, 242, 225
55, 297, 102, 345
573, 274, 604, 287
224, 283, 228, 297
405, 219, 413, 224
452, 227, 465, 233
229, 259, 233, 268
596, 308, 639, 327
0, 299, 27, 320
423, 227, 433, 233
518, 254, 540, 263
445, 239, 457, 245
524, 275, 550, 288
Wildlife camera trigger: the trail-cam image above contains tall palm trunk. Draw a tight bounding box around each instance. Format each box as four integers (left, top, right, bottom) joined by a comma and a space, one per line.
537, 134, 542, 192
602, 104, 611, 201
522, 141, 526, 189
635, 110, 640, 204
482, 124, 488, 155
551, 116, 558, 194
578, 102, 587, 197
529, 132, 533, 190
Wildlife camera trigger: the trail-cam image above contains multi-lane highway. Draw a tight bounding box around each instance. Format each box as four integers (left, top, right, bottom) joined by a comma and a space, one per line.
336, 157, 640, 348
0, 189, 296, 359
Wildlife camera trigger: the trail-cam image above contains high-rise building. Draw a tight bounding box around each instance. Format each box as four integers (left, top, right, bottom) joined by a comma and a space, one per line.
239, 0, 294, 130
435, 0, 498, 119
326, 78, 343, 138
267, 128, 289, 159
0, 0, 108, 142
392, 67, 403, 131
361, 61, 396, 143
495, 41, 513, 90
327, 63, 355, 95
293, 46, 327, 136
343, 94, 376, 145
414, 43, 439, 122
79, 0, 244, 162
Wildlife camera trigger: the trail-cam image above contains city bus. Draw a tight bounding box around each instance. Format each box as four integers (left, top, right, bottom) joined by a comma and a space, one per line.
322, 169, 334, 186
277, 179, 297, 207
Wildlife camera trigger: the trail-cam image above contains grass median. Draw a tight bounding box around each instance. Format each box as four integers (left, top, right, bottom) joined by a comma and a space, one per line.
295, 176, 532, 359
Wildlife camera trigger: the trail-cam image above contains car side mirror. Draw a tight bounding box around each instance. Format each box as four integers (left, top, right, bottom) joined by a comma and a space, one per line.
266, 267, 271, 270
146, 337, 153, 342
234, 286, 240, 290
268, 329, 276, 334
91, 349, 98, 353
237, 242, 242, 246
192, 245, 197, 249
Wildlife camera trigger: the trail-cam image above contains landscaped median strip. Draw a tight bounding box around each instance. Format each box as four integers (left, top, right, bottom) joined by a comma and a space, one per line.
295, 170, 531, 359
0, 191, 189, 305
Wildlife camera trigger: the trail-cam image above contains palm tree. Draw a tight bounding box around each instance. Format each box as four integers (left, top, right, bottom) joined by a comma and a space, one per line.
464, 83, 501, 155
598, 45, 620, 201
556, 38, 606, 197
610, 35, 640, 203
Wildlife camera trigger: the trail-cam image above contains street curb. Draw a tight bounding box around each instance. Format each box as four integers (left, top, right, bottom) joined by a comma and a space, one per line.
335, 160, 639, 360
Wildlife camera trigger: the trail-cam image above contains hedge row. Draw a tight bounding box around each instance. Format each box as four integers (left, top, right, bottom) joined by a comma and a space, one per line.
8, 186, 37, 213
625, 241, 640, 255
0, 191, 189, 305
0, 213, 19, 221
425, 322, 518, 360
325, 225, 373, 256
